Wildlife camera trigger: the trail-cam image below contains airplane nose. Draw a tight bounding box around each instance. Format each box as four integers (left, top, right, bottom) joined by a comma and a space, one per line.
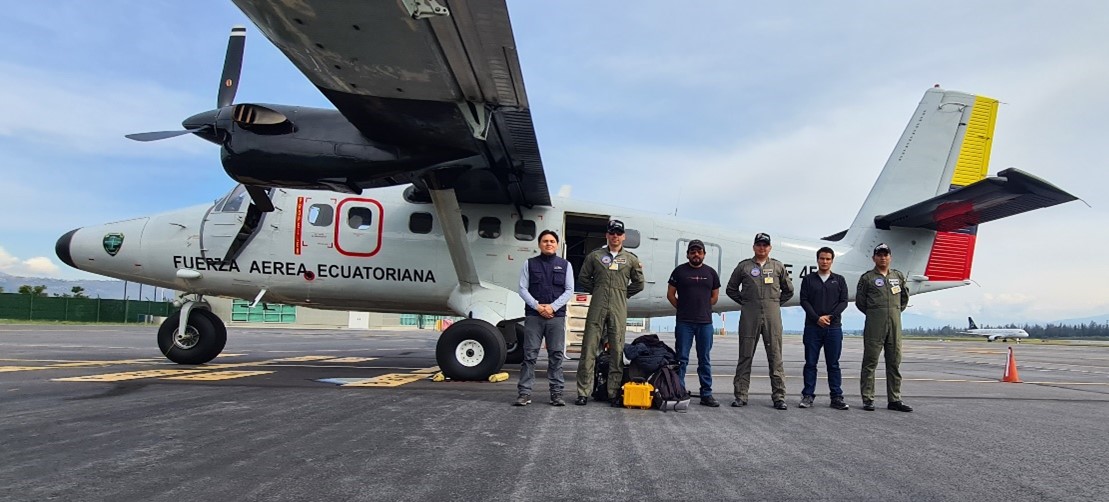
55, 228, 79, 269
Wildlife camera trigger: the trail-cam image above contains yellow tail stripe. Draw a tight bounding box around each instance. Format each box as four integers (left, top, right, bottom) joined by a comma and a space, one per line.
950, 95, 999, 187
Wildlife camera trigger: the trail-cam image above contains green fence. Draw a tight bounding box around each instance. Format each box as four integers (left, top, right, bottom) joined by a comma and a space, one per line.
0, 293, 175, 323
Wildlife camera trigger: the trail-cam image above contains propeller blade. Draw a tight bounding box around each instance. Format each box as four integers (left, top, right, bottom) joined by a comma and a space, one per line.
124, 129, 201, 142
244, 184, 275, 212
217, 26, 246, 108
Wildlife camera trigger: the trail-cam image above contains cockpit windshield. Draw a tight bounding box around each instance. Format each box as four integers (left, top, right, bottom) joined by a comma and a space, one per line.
214, 185, 249, 213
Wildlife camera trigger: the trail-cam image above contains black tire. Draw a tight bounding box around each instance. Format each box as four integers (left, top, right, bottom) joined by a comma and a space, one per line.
503, 322, 525, 365
157, 309, 227, 365
436, 319, 506, 380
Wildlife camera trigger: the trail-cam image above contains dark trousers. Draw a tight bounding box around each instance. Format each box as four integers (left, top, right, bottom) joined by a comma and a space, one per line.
802, 325, 844, 398
674, 321, 714, 396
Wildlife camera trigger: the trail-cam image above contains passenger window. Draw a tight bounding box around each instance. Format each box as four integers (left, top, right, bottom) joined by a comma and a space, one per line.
515, 220, 536, 241
347, 207, 374, 230
479, 217, 501, 239
308, 204, 333, 226
409, 212, 433, 234
624, 228, 641, 249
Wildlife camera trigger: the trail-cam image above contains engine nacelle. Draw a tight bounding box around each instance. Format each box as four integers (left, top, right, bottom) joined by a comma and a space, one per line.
189, 104, 477, 193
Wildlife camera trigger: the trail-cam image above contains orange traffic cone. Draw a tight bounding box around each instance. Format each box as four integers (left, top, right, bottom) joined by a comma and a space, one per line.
1001, 346, 1022, 383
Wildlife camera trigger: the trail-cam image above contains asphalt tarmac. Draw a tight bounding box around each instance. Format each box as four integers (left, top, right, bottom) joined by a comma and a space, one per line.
2, 325, 1108, 501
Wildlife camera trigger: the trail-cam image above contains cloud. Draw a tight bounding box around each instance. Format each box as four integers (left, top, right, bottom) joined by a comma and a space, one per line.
0, 246, 61, 278
0, 61, 210, 158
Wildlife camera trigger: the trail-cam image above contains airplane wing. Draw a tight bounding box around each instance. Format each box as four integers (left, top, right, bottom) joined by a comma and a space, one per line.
231, 0, 550, 206
874, 168, 1078, 231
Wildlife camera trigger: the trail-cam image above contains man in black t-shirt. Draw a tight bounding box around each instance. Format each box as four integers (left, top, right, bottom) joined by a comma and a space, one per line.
667, 239, 722, 407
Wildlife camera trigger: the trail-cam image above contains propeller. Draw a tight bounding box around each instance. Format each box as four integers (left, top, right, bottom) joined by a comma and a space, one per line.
124, 26, 278, 212
125, 128, 206, 142
218, 26, 246, 108
124, 26, 247, 144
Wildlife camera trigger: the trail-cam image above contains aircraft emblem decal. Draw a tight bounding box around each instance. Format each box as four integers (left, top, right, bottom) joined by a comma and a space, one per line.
874, 277, 885, 287
102, 233, 124, 256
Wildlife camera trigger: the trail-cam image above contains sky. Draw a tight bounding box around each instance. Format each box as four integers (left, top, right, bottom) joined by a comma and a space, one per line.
1, 1, 1107, 326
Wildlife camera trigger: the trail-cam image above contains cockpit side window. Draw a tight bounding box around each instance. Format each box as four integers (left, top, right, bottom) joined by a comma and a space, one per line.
215, 185, 249, 213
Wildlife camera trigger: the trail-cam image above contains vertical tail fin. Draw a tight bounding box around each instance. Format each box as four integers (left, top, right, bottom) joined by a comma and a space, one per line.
968, 317, 978, 330
847, 87, 999, 281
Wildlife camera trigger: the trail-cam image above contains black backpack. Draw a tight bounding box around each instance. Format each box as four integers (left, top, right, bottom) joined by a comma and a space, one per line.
649, 364, 690, 412
591, 352, 610, 402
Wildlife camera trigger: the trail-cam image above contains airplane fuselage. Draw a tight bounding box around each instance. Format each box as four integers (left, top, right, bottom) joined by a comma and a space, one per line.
59, 184, 967, 319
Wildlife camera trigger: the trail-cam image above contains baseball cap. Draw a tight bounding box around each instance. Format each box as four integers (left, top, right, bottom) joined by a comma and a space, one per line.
873, 243, 891, 255
607, 220, 625, 234
687, 239, 705, 251
754, 232, 771, 245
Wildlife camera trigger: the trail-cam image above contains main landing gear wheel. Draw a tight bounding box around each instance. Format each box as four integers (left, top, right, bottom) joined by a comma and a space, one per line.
436, 319, 506, 380
157, 309, 227, 365
503, 322, 526, 365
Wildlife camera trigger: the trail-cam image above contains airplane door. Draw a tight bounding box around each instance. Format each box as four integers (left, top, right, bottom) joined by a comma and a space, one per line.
200, 184, 255, 262
334, 198, 383, 257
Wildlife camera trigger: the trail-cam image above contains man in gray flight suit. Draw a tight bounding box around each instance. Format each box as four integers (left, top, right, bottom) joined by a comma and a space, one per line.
726, 232, 794, 410
574, 219, 645, 406
855, 243, 913, 412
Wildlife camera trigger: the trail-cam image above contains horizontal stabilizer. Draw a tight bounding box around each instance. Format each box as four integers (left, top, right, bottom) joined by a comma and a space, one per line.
874, 168, 1077, 231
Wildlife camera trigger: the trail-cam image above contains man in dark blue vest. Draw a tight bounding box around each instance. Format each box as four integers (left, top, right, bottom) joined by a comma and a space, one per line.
515, 230, 575, 406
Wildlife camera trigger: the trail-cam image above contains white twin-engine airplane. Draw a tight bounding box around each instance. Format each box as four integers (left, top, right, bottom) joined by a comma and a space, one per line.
961, 317, 1030, 342
54, 1, 1075, 380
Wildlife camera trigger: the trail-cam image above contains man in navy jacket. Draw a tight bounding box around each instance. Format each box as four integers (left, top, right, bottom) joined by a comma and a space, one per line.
798, 247, 849, 410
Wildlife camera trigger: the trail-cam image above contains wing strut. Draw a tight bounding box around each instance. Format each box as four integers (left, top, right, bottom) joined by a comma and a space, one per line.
423, 171, 525, 324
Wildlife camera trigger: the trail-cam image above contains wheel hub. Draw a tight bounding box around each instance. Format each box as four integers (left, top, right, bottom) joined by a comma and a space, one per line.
455, 339, 485, 367
173, 326, 201, 350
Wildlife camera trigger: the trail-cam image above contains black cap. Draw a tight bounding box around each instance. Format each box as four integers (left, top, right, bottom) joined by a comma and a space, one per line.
873, 243, 891, 255
754, 232, 771, 245
687, 239, 705, 251
607, 220, 625, 234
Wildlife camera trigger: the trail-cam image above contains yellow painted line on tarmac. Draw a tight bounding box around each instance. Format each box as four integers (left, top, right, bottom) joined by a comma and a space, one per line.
322, 357, 378, 363
161, 371, 274, 381
411, 366, 440, 374
269, 355, 335, 362
0, 366, 52, 372
341, 373, 427, 387
53, 369, 206, 382
49, 359, 163, 368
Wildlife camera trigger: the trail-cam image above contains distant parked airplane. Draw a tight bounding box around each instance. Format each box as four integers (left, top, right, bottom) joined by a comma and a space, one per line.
960, 317, 1029, 342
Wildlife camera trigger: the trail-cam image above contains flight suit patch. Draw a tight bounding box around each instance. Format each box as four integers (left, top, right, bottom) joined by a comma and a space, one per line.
750, 267, 761, 277
874, 277, 885, 287
600, 255, 612, 266
614, 257, 627, 264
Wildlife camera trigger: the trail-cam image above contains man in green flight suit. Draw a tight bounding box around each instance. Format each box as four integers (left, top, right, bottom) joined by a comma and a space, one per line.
726, 232, 794, 410
855, 243, 913, 412
574, 219, 645, 406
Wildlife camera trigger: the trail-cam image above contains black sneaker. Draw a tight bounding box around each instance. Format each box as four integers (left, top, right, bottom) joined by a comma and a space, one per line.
887, 401, 914, 412
574, 396, 588, 406
700, 395, 720, 407
551, 394, 566, 407
862, 400, 875, 411
610, 397, 624, 408
830, 397, 850, 410
799, 395, 814, 408
773, 400, 788, 410
730, 399, 747, 407
513, 394, 531, 406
